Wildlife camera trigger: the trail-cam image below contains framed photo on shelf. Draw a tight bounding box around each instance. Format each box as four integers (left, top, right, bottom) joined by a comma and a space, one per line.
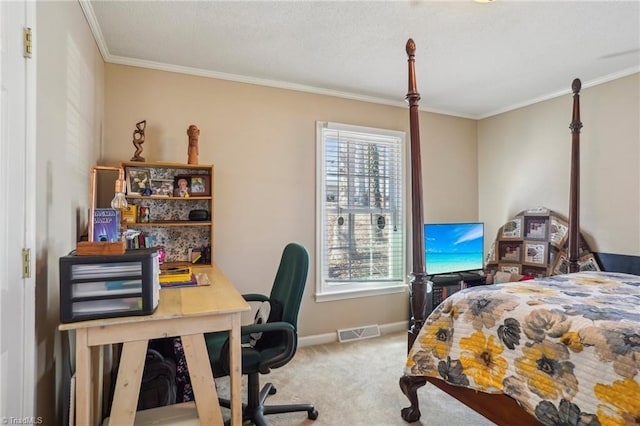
173, 175, 192, 197
150, 179, 174, 197
126, 168, 152, 195
188, 175, 211, 196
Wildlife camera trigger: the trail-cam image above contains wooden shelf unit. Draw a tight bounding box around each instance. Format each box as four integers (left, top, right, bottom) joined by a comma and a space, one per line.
125, 195, 212, 201
121, 161, 214, 266
127, 221, 212, 227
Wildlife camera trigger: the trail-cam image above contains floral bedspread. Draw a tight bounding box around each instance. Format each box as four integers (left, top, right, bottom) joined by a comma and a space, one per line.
405, 271, 640, 426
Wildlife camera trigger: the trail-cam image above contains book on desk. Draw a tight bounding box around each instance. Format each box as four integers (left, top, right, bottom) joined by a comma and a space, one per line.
159, 266, 192, 282
159, 266, 211, 288
160, 273, 198, 288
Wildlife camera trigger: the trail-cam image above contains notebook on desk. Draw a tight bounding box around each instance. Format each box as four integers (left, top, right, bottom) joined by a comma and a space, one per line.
159, 271, 211, 288
159, 266, 192, 283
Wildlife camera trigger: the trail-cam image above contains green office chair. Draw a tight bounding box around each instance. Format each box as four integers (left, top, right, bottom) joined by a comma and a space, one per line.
205, 243, 318, 425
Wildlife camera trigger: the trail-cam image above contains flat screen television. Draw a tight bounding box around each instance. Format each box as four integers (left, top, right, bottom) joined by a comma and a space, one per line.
424, 222, 484, 276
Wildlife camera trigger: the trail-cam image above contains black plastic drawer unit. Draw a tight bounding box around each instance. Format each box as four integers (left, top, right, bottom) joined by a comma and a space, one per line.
59, 249, 160, 323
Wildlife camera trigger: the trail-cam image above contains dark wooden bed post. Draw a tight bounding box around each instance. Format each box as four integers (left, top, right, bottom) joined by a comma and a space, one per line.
400, 38, 429, 423
405, 38, 431, 350
568, 79, 582, 273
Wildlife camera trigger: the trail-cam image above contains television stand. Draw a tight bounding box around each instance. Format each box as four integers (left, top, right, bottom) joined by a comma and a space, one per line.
430, 270, 486, 286
429, 271, 487, 313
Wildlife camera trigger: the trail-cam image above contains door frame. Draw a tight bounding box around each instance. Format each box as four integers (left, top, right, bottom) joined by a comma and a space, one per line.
0, 0, 37, 416
23, 0, 37, 414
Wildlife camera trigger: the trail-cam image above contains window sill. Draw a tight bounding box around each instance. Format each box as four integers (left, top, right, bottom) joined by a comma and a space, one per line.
314, 283, 408, 302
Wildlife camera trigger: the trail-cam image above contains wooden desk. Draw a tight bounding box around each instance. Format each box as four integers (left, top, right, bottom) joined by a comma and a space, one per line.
60, 264, 250, 426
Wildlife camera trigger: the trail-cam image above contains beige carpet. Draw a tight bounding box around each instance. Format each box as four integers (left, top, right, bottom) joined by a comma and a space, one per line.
215, 332, 495, 426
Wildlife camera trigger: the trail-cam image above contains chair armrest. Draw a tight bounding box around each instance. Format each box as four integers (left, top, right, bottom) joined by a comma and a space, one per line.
242, 293, 269, 303
241, 321, 296, 374
240, 321, 294, 336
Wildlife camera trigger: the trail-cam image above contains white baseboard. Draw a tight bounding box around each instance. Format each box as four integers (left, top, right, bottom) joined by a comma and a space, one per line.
298, 321, 408, 348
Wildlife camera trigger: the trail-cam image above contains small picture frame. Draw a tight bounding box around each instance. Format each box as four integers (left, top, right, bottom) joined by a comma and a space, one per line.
524, 241, 548, 266
499, 264, 521, 274
150, 179, 174, 197
553, 251, 569, 275
524, 217, 548, 240
189, 175, 211, 196
578, 253, 600, 271
126, 168, 152, 195
501, 217, 522, 239
498, 241, 522, 263
549, 217, 569, 248
173, 175, 192, 197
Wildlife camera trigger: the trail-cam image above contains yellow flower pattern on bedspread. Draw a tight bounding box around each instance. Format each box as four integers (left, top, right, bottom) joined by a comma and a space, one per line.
405, 271, 640, 426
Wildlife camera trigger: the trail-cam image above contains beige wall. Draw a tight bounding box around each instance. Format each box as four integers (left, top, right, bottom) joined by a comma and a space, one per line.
102, 64, 478, 337
35, 1, 104, 421
422, 112, 479, 222
478, 74, 640, 256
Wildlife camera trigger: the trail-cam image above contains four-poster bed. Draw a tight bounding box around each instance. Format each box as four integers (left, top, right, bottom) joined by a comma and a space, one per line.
399, 39, 640, 425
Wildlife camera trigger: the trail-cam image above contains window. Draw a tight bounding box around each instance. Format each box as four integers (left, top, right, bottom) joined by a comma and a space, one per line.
316, 122, 407, 301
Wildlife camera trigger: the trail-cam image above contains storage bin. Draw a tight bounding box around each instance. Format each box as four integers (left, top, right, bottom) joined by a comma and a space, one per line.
60, 248, 160, 323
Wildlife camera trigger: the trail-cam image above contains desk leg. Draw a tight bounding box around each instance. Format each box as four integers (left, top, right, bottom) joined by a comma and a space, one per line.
181, 334, 223, 425
91, 345, 104, 421
75, 329, 93, 426
228, 313, 242, 426
108, 340, 147, 426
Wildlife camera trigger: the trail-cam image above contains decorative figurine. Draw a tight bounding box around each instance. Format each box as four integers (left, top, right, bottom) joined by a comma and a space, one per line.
187, 124, 200, 164
142, 183, 153, 196
131, 120, 146, 162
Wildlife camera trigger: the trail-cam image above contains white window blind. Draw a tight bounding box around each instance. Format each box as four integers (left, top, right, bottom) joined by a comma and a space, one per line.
316, 122, 406, 301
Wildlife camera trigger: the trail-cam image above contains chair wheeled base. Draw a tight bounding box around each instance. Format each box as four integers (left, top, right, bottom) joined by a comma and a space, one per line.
219, 372, 318, 426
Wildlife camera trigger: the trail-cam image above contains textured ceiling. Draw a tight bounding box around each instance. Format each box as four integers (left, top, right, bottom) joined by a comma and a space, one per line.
83, 1, 640, 119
